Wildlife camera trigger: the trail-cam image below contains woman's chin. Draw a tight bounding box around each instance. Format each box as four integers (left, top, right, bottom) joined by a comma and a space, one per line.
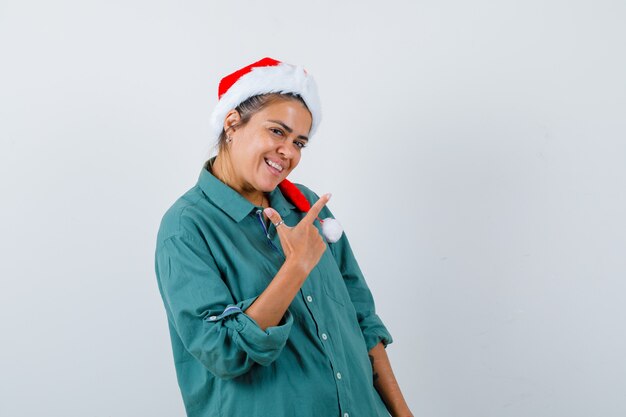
256, 179, 280, 192
266, 181, 281, 191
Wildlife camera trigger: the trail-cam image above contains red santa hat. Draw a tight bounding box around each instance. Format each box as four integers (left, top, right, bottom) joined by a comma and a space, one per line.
210, 57, 322, 141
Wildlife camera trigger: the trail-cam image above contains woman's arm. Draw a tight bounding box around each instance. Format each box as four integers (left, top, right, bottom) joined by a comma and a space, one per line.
155, 228, 295, 380
369, 342, 414, 417
243, 258, 309, 330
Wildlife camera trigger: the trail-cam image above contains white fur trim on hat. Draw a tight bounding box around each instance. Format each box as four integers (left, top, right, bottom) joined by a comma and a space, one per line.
209, 63, 321, 142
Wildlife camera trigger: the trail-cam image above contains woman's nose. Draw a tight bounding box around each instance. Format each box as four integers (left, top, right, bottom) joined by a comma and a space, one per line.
277, 140, 295, 159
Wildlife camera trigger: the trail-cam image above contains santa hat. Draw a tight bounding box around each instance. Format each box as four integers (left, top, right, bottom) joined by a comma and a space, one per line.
210, 57, 322, 141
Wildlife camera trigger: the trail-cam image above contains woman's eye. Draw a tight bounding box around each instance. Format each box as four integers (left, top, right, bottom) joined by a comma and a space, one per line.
294, 141, 307, 149
270, 128, 283, 136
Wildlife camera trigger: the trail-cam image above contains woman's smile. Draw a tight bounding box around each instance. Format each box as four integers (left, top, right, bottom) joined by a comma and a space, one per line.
264, 157, 285, 174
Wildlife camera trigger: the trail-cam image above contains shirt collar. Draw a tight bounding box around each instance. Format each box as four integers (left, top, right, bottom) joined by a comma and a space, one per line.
197, 158, 296, 223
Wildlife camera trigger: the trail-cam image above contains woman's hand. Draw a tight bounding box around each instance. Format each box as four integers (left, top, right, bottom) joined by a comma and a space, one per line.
244, 193, 331, 330
264, 193, 331, 274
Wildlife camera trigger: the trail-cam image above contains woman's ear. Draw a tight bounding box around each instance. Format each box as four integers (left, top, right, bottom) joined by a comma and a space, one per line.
223, 109, 241, 133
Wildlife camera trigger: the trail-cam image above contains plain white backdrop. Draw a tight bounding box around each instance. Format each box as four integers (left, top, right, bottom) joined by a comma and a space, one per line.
1, 1, 625, 416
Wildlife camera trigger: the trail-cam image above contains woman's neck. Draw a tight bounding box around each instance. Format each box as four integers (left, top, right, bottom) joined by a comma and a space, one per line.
210, 155, 267, 207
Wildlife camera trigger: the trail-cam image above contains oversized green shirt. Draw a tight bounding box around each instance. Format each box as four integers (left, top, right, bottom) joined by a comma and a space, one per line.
155, 159, 393, 417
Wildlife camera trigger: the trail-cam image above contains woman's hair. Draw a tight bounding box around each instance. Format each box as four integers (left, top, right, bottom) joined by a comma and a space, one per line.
209, 93, 309, 184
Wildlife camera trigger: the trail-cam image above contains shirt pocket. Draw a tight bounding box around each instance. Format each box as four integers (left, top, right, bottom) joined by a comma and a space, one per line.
319, 249, 347, 307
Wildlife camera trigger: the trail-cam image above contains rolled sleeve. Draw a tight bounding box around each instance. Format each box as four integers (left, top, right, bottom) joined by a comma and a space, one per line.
155, 229, 293, 380
358, 312, 393, 351
208, 298, 294, 367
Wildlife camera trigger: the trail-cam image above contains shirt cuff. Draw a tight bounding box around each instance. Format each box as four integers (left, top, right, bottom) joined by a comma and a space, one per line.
206, 297, 294, 366
360, 313, 394, 351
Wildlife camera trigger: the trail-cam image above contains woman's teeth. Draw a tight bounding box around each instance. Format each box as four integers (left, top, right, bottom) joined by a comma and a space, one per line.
265, 159, 283, 172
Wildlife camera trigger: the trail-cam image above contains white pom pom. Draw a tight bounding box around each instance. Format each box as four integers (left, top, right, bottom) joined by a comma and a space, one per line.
321, 217, 343, 243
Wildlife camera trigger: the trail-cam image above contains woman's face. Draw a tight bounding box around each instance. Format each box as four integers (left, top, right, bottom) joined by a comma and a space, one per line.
227, 99, 312, 195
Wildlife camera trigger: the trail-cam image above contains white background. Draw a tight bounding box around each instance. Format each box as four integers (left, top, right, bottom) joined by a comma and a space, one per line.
1, 1, 625, 416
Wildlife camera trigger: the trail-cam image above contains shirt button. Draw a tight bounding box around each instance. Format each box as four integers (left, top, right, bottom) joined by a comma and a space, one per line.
336, 372, 342, 380
209, 316, 217, 321
343, 413, 350, 417
321, 333, 328, 340
306, 295, 313, 302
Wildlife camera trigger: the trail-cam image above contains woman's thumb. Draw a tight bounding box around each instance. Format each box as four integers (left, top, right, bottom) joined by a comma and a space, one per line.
264, 207, 285, 233
263, 207, 276, 219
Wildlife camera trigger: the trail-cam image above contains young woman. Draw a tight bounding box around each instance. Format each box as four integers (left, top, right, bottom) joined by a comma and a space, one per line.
155, 57, 413, 417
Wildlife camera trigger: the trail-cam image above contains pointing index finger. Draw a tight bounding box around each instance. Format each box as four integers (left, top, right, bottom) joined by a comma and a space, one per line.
303, 193, 331, 224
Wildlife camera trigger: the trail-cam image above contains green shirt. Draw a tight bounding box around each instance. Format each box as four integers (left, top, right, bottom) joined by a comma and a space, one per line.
154, 158, 393, 417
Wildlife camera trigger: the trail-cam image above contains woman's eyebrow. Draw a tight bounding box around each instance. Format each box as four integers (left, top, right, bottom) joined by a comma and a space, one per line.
267, 119, 309, 141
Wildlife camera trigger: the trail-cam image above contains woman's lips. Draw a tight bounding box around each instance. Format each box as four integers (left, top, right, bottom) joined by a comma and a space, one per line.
264, 158, 284, 176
